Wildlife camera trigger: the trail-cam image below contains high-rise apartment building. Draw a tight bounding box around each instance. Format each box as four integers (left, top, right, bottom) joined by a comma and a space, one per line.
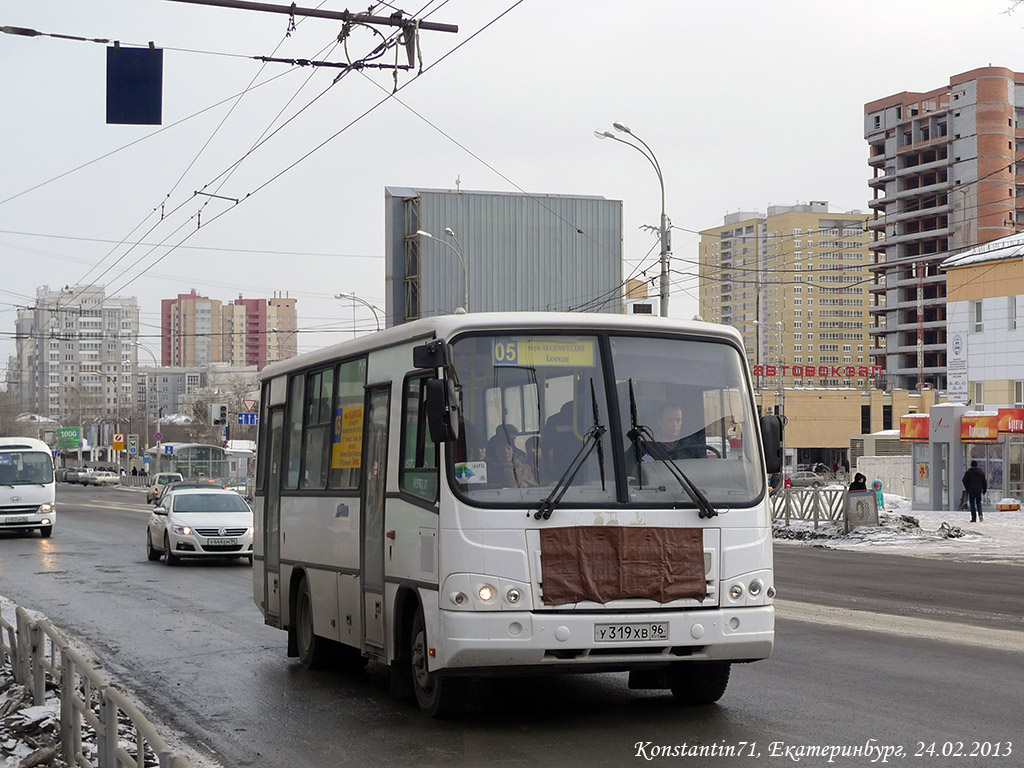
161, 290, 297, 370
864, 66, 1024, 390
13, 284, 140, 423
699, 203, 874, 390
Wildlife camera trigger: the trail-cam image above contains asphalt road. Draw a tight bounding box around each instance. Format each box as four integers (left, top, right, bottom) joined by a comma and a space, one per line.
1, 485, 1021, 768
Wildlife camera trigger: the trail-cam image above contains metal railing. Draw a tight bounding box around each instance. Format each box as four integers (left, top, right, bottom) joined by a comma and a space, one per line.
771, 487, 847, 528
0, 601, 193, 768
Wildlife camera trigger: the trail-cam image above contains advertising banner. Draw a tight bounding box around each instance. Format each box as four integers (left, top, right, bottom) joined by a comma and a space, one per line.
997, 407, 1024, 434
961, 413, 999, 442
899, 415, 929, 442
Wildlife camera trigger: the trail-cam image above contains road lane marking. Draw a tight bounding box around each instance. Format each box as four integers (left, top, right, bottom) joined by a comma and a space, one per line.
774, 599, 1024, 655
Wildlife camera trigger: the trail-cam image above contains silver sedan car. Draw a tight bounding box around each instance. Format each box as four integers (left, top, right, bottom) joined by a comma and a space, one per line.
146, 488, 254, 565
788, 470, 826, 488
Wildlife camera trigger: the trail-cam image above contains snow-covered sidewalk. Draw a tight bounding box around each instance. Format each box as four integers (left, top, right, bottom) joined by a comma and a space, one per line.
773, 492, 1024, 566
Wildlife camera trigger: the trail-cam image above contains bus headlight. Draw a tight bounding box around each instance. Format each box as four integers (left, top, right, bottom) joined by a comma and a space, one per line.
477, 584, 496, 602
441, 575, 531, 610
38, 503, 52, 513
748, 579, 763, 597
729, 584, 744, 601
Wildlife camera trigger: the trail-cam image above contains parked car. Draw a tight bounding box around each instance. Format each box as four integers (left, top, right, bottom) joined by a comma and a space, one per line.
146, 487, 254, 565
87, 471, 121, 486
788, 470, 825, 488
153, 478, 224, 507
64, 469, 85, 484
78, 470, 100, 486
147, 472, 184, 503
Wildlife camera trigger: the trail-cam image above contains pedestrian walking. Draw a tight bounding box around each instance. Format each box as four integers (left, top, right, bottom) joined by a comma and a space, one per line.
962, 460, 987, 522
848, 472, 867, 491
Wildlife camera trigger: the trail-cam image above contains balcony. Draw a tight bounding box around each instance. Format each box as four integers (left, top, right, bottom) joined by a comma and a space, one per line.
894, 156, 949, 179
874, 225, 951, 249
893, 178, 952, 202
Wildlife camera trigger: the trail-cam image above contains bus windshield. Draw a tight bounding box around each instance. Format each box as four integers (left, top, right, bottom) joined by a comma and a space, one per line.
0, 451, 54, 486
449, 332, 764, 507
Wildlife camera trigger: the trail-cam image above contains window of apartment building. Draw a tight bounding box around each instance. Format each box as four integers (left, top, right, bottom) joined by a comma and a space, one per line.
973, 382, 984, 405
972, 300, 984, 332
1015, 381, 1024, 407
1009, 297, 1018, 331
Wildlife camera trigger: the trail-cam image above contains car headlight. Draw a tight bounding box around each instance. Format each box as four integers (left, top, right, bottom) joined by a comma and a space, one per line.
172, 525, 193, 536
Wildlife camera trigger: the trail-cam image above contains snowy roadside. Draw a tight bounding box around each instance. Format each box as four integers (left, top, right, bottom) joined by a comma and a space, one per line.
773, 492, 1024, 566
0, 598, 220, 768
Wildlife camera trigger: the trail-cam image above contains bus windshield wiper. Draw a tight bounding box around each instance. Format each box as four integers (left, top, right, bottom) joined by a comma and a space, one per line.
534, 380, 607, 521
624, 380, 717, 519
639, 438, 718, 519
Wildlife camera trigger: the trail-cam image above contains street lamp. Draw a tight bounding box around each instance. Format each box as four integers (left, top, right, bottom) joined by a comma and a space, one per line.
132, 342, 159, 454
594, 122, 671, 317
416, 228, 468, 313
334, 292, 382, 337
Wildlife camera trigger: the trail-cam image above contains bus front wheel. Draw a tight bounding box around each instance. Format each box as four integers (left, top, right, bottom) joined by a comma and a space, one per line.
410, 608, 464, 717
668, 661, 731, 705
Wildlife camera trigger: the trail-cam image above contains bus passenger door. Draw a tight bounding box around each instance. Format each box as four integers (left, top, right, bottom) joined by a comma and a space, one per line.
361, 387, 390, 651
263, 408, 285, 625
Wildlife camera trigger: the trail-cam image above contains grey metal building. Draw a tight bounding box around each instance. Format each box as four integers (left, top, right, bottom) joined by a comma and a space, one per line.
384, 187, 623, 325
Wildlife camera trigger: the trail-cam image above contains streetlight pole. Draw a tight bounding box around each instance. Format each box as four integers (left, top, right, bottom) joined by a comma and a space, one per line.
133, 342, 159, 457
594, 123, 671, 317
416, 229, 468, 313
334, 293, 382, 337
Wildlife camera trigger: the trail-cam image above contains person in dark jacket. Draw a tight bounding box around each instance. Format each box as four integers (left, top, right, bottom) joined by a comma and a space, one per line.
962, 460, 987, 522
848, 472, 867, 491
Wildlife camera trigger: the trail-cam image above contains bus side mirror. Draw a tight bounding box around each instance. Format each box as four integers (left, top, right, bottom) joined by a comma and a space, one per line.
413, 340, 451, 369
424, 379, 461, 443
760, 414, 783, 474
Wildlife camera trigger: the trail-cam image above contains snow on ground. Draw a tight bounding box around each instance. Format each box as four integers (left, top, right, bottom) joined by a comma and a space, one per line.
774, 491, 1024, 566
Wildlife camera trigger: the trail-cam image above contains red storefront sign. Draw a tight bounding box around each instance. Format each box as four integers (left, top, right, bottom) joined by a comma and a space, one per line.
900, 415, 930, 442
752, 364, 883, 378
961, 414, 999, 442
997, 407, 1024, 434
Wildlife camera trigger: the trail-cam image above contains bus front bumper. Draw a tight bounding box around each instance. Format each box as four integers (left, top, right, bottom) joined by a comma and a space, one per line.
434, 604, 774, 672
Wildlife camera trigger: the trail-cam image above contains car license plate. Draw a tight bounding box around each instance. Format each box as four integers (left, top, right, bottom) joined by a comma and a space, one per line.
5, 516, 29, 523
594, 622, 668, 642
207, 538, 237, 546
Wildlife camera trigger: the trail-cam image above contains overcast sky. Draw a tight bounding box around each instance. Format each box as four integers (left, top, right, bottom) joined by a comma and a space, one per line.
3, 0, 1024, 379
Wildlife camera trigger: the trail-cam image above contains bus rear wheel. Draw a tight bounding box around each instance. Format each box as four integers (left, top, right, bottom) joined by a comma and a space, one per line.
410, 608, 464, 718
668, 661, 731, 705
295, 577, 330, 669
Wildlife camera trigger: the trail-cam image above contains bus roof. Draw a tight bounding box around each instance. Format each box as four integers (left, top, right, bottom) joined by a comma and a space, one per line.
260, 312, 742, 382
0, 436, 52, 452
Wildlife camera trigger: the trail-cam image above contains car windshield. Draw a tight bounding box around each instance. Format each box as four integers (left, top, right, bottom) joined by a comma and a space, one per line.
447, 332, 764, 508
0, 451, 54, 485
171, 493, 250, 513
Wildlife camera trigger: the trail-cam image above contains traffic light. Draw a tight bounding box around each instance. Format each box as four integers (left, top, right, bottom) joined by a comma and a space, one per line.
210, 403, 228, 426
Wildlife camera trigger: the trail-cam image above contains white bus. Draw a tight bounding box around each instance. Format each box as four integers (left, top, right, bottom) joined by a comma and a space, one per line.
0, 436, 57, 538
253, 313, 783, 716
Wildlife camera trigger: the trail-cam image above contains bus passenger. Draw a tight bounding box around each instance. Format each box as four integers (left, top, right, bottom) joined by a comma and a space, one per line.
486, 426, 537, 488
